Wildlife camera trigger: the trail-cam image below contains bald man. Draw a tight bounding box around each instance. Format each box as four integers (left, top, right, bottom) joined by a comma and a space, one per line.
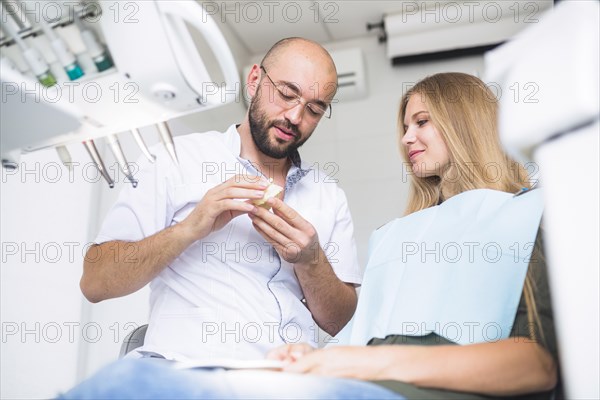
81, 38, 361, 361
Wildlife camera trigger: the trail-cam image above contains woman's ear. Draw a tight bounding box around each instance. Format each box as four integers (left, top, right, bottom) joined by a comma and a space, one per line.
245, 64, 262, 99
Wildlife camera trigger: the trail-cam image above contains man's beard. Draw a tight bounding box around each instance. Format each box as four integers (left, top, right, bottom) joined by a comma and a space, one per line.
248, 96, 309, 159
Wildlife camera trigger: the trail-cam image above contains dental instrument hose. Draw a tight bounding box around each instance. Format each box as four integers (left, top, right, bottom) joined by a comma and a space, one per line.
0, 2, 56, 87
73, 11, 114, 72
34, 14, 84, 80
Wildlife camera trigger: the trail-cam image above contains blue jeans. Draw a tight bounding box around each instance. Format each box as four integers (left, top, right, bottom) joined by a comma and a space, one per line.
59, 358, 404, 399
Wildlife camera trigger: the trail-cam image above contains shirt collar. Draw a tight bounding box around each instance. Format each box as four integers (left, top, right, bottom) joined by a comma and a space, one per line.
225, 124, 312, 191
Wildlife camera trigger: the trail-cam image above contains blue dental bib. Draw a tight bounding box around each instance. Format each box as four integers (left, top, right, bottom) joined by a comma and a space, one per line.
336, 189, 544, 346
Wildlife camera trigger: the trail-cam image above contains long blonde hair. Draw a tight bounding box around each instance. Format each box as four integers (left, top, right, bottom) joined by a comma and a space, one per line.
399, 73, 530, 214
399, 72, 543, 343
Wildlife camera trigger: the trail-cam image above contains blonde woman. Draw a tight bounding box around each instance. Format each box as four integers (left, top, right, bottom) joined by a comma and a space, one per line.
271, 73, 560, 400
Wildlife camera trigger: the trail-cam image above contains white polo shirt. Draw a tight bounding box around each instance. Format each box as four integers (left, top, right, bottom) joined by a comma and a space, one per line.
95, 124, 362, 360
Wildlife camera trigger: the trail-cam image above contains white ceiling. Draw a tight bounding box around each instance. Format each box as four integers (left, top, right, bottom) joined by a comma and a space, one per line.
207, 1, 409, 55
206, 0, 554, 56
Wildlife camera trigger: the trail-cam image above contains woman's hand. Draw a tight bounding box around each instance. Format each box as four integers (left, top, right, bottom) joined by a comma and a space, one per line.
282, 346, 404, 381
266, 343, 316, 364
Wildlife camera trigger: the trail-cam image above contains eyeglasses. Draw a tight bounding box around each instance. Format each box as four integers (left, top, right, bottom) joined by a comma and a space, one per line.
260, 66, 332, 120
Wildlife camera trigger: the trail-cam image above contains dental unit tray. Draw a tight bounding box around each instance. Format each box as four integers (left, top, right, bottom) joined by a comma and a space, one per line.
1, 1, 239, 160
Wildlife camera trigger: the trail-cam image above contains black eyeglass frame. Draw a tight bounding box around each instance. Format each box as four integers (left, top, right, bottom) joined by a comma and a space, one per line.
259, 66, 333, 119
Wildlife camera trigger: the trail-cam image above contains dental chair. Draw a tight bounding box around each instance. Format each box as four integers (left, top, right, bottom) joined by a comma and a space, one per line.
486, 2, 599, 398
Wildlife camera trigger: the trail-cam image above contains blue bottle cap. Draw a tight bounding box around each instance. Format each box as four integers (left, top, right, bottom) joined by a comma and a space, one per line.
65, 62, 85, 80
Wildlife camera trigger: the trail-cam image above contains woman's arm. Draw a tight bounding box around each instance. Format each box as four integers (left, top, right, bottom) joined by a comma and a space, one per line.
285, 338, 557, 396
389, 338, 556, 396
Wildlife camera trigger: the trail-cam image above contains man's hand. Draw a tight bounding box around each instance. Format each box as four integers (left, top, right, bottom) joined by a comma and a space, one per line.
181, 175, 268, 242
248, 197, 323, 265
249, 196, 357, 336
81, 175, 268, 303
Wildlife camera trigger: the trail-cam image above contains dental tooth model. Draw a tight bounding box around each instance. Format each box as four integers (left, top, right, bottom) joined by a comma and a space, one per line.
253, 179, 283, 209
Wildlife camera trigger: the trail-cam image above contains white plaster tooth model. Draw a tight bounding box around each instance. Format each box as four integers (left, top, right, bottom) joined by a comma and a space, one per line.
253, 179, 283, 209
